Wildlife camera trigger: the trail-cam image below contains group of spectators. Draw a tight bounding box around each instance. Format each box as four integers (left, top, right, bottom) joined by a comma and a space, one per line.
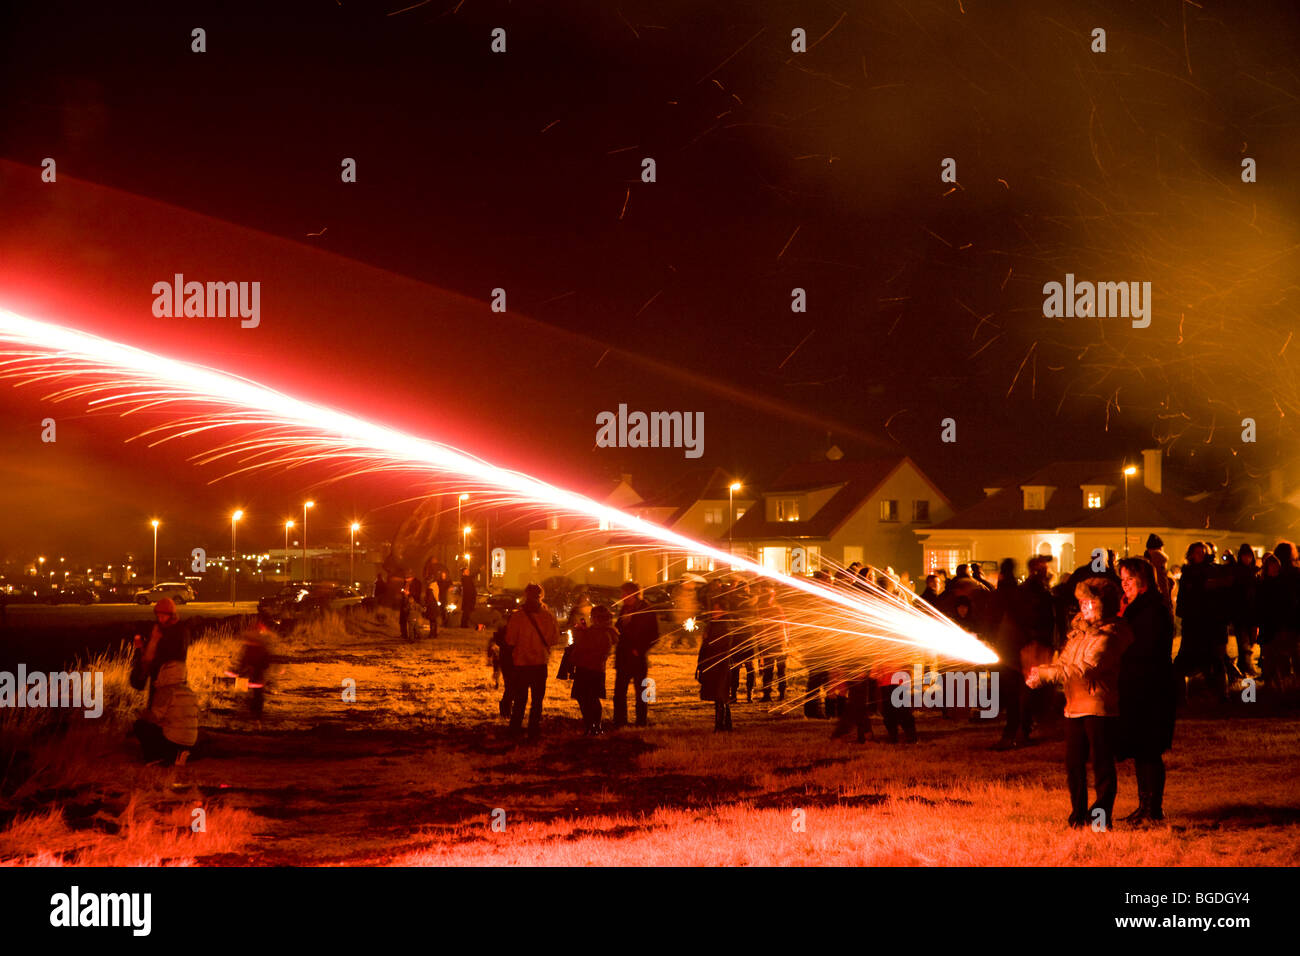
487, 581, 660, 740
372, 565, 478, 638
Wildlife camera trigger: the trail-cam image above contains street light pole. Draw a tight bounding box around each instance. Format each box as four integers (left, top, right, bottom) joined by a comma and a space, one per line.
457, 493, 469, 566
728, 481, 742, 562
231, 510, 243, 605
285, 519, 294, 577
1122, 464, 1138, 557
151, 519, 160, 586
350, 522, 360, 587
302, 500, 314, 582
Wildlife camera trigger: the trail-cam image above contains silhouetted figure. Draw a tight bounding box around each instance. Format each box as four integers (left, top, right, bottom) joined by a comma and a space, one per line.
459, 569, 477, 628
1117, 557, 1177, 824
572, 604, 616, 735
697, 586, 734, 731
229, 611, 274, 718
614, 581, 660, 727
757, 585, 789, 702
436, 570, 453, 626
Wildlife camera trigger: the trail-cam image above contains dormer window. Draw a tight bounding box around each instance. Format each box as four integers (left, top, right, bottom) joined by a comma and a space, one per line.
1080, 484, 1113, 510
775, 498, 799, 522
1023, 488, 1045, 510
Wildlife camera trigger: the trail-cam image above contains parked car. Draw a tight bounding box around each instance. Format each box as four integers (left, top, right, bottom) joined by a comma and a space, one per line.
1, 583, 40, 603
134, 582, 197, 604
261, 582, 363, 624
46, 585, 101, 605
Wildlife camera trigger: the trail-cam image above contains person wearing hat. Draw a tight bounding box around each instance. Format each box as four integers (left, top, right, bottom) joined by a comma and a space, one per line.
130, 598, 199, 764
1143, 534, 1172, 605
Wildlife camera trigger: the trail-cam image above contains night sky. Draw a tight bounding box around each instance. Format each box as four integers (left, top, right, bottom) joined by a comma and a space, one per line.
2, 0, 1299, 559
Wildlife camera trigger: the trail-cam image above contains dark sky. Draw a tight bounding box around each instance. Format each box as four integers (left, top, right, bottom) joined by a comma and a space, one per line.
2, 0, 1299, 560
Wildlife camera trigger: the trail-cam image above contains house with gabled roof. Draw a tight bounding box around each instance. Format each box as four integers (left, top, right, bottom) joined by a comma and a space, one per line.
915, 448, 1261, 576
724, 456, 954, 579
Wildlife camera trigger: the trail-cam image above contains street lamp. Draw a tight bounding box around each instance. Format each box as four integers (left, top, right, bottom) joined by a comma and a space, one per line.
350, 522, 360, 586
462, 525, 472, 566
302, 500, 314, 582
284, 519, 294, 576
231, 509, 244, 605
728, 481, 742, 559
1123, 464, 1138, 557
151, 519, 160, 586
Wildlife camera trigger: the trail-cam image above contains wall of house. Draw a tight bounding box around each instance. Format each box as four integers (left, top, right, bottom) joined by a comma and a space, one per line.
828, 465, 953, 578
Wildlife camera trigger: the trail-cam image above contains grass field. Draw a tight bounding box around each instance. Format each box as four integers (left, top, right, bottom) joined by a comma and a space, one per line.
2, 608, 1298, 866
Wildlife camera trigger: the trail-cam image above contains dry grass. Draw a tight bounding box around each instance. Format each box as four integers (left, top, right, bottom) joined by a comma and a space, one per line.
2, 606, 1298, 866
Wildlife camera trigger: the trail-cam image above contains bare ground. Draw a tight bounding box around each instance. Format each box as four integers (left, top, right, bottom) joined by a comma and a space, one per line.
3, 609, 1298, 866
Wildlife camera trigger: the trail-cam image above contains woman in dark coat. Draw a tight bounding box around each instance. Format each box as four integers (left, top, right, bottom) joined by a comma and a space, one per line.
570, 604, 616, 735
696, 586, 735, 731
1116, 557, 1177, 823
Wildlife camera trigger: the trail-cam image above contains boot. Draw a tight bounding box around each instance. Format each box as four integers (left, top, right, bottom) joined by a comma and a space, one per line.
1122, 798, 1149, 824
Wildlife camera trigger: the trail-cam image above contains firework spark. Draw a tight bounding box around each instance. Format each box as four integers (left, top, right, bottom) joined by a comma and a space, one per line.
0, 307, 996, 665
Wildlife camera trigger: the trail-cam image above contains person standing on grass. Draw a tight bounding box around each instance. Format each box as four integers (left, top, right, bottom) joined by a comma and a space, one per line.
130, 597, 199, 765
757, 584, 789, 703
1230, 543, 1259, 678
1027, 577, 1133, 830
459, 568, 478, 629
613, 581, 660, 728
424, 578, 440, 640
504, 583, 559, 740
1116, 557, 1177, 824
727, 579, 759, 703
697, 585, 735, 731
571, 604, 617, 735
436, 569, 452, 626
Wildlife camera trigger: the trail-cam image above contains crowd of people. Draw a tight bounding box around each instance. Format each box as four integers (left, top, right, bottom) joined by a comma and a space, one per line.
122, 535, 1299, 830
371, 563, 477, 639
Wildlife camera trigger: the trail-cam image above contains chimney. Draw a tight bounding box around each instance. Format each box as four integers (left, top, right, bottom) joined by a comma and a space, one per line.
1141, 448, 1162, 495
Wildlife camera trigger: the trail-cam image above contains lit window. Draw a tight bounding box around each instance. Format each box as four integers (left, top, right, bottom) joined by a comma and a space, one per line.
1085, 492, 1103, 509
776, 499, 800, 522
704, 507, 723, 525
880, 499, 899, 522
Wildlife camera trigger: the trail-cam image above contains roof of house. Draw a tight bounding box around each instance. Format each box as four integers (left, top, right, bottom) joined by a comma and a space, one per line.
727, 457, 946, 541
635, 466, 749, 524
927, 460, 1222, 532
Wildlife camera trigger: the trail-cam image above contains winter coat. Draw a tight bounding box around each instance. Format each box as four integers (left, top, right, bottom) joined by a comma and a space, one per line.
1256, 571, 1298, 644
144, 661, 199, 747
1036, 615, 1133, 718
1117, 588, 1177, 757
505, 607, 559, 666
696, 612, 734, 702
571, 623, 615, 672
1230, 561, 1259, 630
615, 601, 660, 668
